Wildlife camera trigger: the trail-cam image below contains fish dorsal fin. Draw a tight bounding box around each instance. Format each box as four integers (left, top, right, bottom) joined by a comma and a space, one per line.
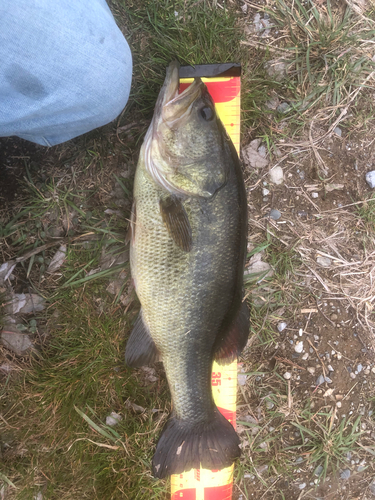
159, 195, 192, 252
214, 300, 250, 364
125, 310, 160, 367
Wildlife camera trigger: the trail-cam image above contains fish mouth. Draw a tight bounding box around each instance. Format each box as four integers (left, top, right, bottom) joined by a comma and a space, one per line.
155, 61, 207, 124
143, 62, 214, 197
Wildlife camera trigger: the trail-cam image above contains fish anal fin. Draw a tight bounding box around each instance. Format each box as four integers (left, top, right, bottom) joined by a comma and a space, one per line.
125, 310, 160, 367
159, 195, 192, 252
152, 406, 240, 478
214, 300, 250, 365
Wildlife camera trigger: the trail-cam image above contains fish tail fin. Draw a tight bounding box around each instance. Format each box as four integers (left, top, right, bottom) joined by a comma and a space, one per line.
152, 406, 240, 479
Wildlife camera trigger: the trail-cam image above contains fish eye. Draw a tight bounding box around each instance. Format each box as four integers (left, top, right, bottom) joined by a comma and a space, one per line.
199, 106, 214, 121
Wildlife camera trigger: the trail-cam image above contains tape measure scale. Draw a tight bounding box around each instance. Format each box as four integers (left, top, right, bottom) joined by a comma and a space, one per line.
179, 77, 240, 154
170, 69, 241, 500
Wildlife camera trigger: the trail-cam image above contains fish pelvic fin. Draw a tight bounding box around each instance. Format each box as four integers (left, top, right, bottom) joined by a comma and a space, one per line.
214, 300, 250, 364
125, 310, 160, 367
152, 406, 240, 479
159, 195, 192, 252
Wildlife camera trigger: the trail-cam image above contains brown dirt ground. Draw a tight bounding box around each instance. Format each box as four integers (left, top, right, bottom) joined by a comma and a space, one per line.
235, 124, 375, 499
2, 116, 375, 499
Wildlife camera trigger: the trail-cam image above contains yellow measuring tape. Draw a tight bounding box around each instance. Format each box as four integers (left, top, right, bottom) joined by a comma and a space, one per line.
171, 71, 241, 500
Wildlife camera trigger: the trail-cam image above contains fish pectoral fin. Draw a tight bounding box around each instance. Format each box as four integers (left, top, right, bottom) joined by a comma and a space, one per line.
125, 310, 160, 367
159, 195, 192, 252
214, 300, 250, 364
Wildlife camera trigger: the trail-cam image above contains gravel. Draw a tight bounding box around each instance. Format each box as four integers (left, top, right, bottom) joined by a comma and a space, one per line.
294, 341, 303, 353
277, 321, 287, 332
1, 329, 33, 356
269, 209, 281, 220
333, 126, 342, 137
366, 170, 375, 189
269, 166, 284, 185
105, 412, 122, 427
317, 256, 332, 267
340, 469, 351, 480
314, 465, 324, 476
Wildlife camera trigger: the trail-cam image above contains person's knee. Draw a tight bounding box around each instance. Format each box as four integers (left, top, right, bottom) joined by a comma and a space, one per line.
89, 36, 133, 126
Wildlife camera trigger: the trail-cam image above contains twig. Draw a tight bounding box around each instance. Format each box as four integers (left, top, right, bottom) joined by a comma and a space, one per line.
327, 342, 354, 362
66, 438, 119, 452
240, 39, 291, 55
274, 356, 306, 371
328, 405, 337, 433
306, 338, 327, 377
287, 379, 292, 410
15, 239, 65, 263
316, 300, 337, 327
342, 382, 359, 401
260, 476, 281, 499
303, 264, 331, 293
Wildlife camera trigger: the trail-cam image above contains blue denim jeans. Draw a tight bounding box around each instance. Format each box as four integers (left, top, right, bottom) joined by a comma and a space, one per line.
0, 0, 132, 146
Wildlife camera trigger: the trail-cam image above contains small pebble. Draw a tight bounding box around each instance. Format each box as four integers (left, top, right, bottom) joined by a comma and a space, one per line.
372, 366, 375, 374
269, 166, 284, 185
299, 483, 306, 490
262, 188, 270, 196
331, 314, 338, 321
357, 364, 363, 373
277, 102, 290, 113
336, 401, 342, 408
269, 208, 281, 220
106, 412, 123, 427
340, 469, 351, 480
277, 321, 287, 332
328, 365, 334, 372
284, 372, 292, 380
311, 192, 319, 198
307, 367, 315, 375
337, 353, 342, 360
325, 377, 333, 384
333, 126, 342, 137
314, 335, 319, 341
364, 369, 370, 375
302, 353, 309, 360
317, 256, 331, 267
366, 171, 375, 189
314, 465, 324, 476
316, 375, 325, 385
350, 372, 356, 379
294, 341, 304, 353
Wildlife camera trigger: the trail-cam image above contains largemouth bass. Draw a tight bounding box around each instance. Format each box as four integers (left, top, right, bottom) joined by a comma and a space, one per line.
125, 61, 249, 479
